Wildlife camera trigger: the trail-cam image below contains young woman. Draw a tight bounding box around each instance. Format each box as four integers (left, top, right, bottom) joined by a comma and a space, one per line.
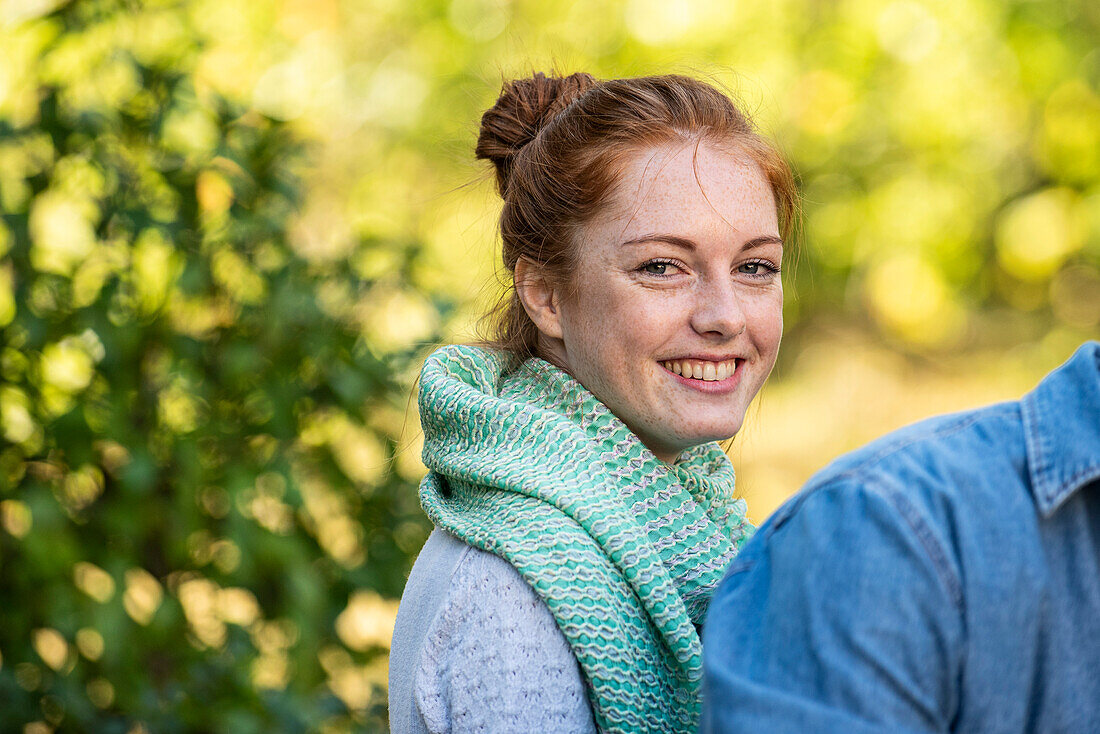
389, 72, 798, 733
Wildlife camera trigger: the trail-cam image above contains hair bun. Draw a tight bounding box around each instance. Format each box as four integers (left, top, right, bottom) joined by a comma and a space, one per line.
476, 72, 597, 195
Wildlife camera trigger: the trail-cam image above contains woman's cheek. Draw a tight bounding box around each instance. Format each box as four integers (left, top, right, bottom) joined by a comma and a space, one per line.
627, 301, 680, 339
748, 291, 784, 349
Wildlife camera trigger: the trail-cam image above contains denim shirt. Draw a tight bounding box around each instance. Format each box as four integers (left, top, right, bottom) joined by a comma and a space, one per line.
703, 342, 1100, 733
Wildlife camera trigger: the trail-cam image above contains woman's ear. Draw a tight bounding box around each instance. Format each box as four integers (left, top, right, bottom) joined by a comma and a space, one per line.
514, 256, 565, 340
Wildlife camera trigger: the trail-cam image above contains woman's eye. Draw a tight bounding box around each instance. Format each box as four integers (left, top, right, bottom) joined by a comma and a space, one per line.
737, 260, 779, 278
640, 261, 677, 276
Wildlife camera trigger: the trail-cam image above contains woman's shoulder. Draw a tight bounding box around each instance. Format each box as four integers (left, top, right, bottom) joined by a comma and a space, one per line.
451, 540, 548, 613
396, 529, 594, 733
395, 527, 549, 628
417, 531, 569, 661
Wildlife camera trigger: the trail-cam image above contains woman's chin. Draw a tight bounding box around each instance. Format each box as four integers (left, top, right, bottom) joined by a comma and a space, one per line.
644, 425, 743, 461
674, 416, 745, 446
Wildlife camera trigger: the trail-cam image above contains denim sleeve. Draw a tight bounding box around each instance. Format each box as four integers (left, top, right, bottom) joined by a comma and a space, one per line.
702, 480, 964, 734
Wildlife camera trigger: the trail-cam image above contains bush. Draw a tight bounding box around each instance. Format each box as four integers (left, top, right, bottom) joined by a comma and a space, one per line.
0, 2, 432, 730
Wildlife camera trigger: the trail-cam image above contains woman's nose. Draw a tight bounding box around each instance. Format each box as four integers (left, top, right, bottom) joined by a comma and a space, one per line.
690, 280, 747, 338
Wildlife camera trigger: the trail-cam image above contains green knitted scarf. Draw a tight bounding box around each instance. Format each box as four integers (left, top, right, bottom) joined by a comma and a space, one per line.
418, 345, 752, 733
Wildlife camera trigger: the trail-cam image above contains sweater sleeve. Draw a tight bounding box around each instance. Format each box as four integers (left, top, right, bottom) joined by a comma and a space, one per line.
412, 546, 596, 734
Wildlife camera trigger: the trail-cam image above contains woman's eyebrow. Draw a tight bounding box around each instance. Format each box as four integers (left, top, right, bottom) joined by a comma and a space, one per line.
620, 234, 697, 250
619, 234, 784, 250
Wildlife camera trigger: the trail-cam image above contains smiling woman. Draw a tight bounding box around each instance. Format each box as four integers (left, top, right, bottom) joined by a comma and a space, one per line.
518, 143, 785, 462
389, 72, 797, 734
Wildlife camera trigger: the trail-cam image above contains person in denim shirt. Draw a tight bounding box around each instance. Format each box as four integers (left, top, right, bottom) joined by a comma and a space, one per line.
703, 341, 1100, 733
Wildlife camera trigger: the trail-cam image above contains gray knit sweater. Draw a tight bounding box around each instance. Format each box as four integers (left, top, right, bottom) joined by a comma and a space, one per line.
389, 528, 596, 733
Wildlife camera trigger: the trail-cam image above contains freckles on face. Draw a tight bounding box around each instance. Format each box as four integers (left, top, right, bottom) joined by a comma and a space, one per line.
617, 148, 776, 249
553, 141, 784, 462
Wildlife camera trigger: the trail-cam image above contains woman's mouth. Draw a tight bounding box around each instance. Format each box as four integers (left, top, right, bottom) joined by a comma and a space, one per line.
660, 358, 740, 382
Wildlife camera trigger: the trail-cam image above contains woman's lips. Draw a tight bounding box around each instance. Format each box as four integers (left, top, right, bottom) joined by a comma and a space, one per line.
660, 358, 744, 394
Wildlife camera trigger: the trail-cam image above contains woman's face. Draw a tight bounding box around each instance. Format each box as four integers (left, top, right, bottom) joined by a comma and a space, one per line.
543, 142, 784, 463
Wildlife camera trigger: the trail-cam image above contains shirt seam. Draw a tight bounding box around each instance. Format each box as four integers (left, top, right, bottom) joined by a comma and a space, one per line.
1021, 386, 1054, 512
727, 476, 965, 614
445, 535, 476, 584
880, 485, 965, 613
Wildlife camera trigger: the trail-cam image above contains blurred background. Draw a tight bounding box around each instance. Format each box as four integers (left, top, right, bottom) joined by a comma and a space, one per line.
0, 0, 1097, 730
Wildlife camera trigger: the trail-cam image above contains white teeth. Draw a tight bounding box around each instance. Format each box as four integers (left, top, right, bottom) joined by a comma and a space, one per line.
662, 359, 738, 381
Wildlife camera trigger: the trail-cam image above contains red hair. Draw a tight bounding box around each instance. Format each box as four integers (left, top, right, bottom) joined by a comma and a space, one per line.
476, 72, 798, 361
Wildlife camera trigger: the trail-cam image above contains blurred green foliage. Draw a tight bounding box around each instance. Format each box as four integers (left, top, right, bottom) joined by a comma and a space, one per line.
0, 0, 440, 730
0, 0, 1098, 731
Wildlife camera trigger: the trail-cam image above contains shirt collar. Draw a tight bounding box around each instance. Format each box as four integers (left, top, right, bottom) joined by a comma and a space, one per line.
1021, 341, 1100, 517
